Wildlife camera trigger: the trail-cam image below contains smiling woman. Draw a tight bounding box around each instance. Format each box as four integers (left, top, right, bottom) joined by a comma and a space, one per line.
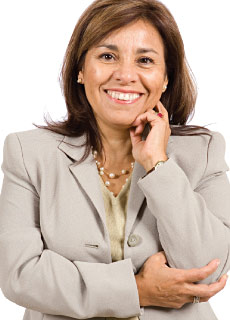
0, 1, 230, 320
78, 20, 168, 130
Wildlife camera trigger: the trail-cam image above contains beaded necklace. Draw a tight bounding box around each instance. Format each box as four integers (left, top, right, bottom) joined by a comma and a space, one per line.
92, 149, 134, 192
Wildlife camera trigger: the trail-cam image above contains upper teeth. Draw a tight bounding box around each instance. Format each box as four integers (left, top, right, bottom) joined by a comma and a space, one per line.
107, 90, 140, 101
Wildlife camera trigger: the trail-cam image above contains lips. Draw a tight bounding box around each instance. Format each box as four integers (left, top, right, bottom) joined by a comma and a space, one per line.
104, 89, 143, 104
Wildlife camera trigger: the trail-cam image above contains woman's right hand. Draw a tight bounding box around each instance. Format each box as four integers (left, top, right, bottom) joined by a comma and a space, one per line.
135, 251, 228, 309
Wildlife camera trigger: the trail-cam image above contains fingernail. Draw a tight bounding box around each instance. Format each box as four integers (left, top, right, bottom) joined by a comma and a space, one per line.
224, 275, 228, 281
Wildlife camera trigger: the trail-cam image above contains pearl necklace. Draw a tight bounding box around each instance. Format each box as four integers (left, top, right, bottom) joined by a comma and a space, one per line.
92, 149, 134, 191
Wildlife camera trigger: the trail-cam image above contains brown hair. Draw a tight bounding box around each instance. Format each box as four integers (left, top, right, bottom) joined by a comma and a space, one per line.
33, 0, 213, 162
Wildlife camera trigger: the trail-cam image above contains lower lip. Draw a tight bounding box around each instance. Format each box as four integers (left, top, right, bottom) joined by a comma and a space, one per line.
105, 91, 142, 104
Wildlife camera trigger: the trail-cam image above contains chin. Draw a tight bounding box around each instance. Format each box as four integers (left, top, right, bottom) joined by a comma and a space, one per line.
108, 119, 133, 129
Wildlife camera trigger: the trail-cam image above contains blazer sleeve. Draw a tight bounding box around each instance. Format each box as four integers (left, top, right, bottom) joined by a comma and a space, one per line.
137, 131, 230, 284
0, 133, 141, 319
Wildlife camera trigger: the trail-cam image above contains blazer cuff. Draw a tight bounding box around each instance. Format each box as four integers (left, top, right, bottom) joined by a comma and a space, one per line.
73, 258, 141, 318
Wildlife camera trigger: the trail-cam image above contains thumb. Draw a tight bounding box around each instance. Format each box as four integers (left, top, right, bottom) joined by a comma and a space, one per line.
152, 251, 167, 265
129, 127, 141, 146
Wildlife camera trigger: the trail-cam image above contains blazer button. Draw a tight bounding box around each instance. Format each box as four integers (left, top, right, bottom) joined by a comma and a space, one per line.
127, 234, 141, 247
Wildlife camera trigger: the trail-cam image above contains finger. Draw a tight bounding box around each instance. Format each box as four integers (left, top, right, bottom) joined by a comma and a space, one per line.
129, 127, 142, 146
152, 251, 167, 264
189, 274, 228, 299
182, 259, 220, 283
131, 109, 156, 127
154, 101, 170, 123
155, 100, 168, 115
204, 274, 228, 297
134, 121, 147, 135
132, 111, 163, 128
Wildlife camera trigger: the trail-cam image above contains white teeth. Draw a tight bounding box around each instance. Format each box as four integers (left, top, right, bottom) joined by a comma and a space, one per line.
107, 90, 140, 101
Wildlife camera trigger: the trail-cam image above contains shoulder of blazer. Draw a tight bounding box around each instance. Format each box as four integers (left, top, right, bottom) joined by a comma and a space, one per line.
166, 129, 227, 188
170, 129, 224, 155
9, 128, 88, 167
7, 128, 66, 166
15, 128, 65, 146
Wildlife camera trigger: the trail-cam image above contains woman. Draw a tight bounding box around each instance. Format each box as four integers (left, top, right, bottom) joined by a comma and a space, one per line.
0, 0, 229, 319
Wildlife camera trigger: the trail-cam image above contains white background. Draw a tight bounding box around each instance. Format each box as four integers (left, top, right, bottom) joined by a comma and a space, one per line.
0, 0, 229, 319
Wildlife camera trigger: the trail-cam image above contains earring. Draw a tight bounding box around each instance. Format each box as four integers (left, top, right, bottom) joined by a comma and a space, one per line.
163, 84, 167, 92
77, 77, 82, 84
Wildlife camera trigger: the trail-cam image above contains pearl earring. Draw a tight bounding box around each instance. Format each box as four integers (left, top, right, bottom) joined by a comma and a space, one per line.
77, 78, 82, 84
163, 84, 167, 92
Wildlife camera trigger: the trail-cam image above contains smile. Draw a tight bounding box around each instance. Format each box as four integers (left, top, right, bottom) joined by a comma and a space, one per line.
104, 90, 143, 104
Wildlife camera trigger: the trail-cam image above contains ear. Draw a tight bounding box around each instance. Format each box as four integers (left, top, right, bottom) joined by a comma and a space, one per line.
78, 70, 84, 83
162, 75, 168, 92
164, 75, 168, 87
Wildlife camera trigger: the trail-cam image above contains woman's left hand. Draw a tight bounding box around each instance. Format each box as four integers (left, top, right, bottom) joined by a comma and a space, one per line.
130, 101, 171, 172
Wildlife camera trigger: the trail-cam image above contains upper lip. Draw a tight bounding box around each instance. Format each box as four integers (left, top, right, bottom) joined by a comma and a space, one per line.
105, 88, 144, 94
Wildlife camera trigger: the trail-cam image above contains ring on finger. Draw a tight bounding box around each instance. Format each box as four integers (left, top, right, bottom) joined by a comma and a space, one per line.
157, 112, 163, 118
193, 296, 200, 304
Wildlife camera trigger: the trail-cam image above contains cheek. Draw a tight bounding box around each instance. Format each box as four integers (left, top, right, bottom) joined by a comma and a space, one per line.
143, 69, 166, 92
151, 72, 165, 87
141, 74, 166, 111
85, 64, 106, 84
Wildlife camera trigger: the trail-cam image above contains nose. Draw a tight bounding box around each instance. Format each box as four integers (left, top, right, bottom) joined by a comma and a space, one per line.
113, 60, 138, 84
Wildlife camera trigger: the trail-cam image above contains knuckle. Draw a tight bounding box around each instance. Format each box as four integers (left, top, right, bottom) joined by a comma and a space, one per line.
182, 283, 191, 295
174, 272, 184, 283
154, 253, 164, 262
198, 269, 208, 280
188, 268, 201, 281
151, 252, 160, 260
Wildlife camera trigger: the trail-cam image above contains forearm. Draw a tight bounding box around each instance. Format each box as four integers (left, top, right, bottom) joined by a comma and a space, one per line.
138, 158, 230, 283
0, 229, 140, 318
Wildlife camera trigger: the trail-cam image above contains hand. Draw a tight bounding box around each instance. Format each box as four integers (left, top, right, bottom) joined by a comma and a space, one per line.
130, 101, 171, 172
135, 251, 228, 309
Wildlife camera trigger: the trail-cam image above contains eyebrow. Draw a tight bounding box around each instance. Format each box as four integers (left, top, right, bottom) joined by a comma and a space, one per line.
96, 44, 159, 55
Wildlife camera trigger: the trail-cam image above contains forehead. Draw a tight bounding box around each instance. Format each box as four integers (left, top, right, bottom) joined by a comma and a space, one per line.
96, 19, 164, 51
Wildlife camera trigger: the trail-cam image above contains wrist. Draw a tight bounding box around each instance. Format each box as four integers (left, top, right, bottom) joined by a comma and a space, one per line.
143, 155, 168, 172
135, 274, 145, 307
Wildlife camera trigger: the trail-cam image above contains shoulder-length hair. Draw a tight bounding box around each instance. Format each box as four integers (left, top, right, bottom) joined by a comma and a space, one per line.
34, 0, 213, 163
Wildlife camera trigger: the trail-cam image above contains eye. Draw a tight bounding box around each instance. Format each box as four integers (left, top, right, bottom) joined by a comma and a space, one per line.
138, 57, 154, 64
99, 53, 115, 61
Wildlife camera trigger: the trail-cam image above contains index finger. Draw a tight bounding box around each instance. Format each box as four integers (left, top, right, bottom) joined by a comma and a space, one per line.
181, 259, 220, 283
154, 100, 168, 115
188, 274, 228, 299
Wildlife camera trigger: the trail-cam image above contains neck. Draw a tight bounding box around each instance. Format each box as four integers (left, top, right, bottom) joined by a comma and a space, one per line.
97, 123, 134, 168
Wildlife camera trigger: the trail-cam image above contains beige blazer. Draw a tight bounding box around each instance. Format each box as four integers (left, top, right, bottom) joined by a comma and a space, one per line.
0, 128, 230, 320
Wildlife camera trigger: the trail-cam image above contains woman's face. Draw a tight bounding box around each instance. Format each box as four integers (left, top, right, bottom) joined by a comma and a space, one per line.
79, 19, 168, 130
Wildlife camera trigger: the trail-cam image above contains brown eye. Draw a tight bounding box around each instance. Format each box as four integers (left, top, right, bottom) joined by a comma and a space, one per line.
139, 57, 154, 64
99, 53, 115, 61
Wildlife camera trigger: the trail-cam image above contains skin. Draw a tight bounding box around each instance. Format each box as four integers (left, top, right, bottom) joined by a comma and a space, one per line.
78, 19, 228, 308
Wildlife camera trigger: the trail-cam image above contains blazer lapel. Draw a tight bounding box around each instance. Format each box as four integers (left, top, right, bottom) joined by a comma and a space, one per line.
125, 161, 146, 236
125, 135, 174, 236
58, 134, 107, 226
